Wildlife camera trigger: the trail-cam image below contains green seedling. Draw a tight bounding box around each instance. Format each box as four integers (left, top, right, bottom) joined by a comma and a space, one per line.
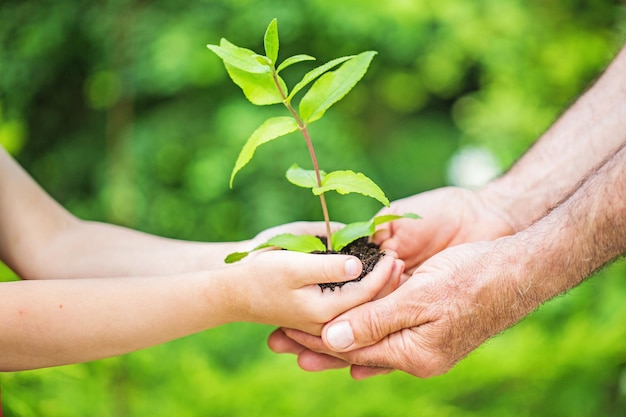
208, 19, 419, 263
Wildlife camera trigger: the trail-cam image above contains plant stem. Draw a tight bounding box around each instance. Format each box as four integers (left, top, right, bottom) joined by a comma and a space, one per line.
272, 71, 333, 251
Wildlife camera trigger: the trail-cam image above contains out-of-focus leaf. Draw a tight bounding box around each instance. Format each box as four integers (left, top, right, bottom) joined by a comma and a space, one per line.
264, 18, 279, 65
207, 38, 270, 73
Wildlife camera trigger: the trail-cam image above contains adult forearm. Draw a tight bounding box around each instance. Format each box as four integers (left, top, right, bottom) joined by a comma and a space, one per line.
480, 45, 626, 232
506, 142, 626, 313
446, 142, 626, 369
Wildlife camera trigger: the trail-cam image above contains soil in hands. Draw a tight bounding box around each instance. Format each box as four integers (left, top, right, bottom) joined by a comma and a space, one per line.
315, 237, 384, 291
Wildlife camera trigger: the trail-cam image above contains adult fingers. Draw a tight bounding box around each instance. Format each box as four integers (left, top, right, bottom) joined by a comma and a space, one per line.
344, 325, 454, 379
267, 328, 307, 355
372, 259, 404, 300
286, 323, 445, 378
277, 328, 350, 371
350, 365, 394, 380
279, 328, 395, 377
321, 280, 428, 352
284, 326, 440, 378
297, 349, 350, 372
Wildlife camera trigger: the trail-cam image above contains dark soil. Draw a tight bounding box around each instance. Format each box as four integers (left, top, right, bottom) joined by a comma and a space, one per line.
314, 237, 384, 291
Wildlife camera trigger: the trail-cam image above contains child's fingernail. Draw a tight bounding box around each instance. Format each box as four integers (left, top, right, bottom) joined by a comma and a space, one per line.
326, 322, 355, 350
344, 258, 361, 278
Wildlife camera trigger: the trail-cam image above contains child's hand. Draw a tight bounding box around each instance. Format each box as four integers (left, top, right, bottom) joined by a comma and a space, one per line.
228, 249, 403, 335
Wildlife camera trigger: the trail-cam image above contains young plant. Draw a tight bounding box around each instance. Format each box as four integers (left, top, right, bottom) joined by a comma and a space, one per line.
207, 19, 418, 263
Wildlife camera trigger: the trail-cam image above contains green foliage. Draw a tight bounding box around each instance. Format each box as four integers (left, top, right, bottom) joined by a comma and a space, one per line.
1, 1, 625, 416
259, 233, 328, 253
230, 117, 299, 187
286, 164, 388, 206
286, 56, 353, 100
209, 19, 398, 255
331, 213, 420, 252
299, 51, 377, 123
225, 213, 418, 261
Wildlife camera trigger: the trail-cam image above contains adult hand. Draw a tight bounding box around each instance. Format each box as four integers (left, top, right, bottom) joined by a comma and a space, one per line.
373, 187, 515, 273
268, 187, 515, 372
272, 238, 535, 379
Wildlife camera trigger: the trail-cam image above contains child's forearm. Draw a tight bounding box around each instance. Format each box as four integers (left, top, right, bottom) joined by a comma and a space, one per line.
0, 146, 246, 279
28, 219, 247, 279
0, 269, 237, 371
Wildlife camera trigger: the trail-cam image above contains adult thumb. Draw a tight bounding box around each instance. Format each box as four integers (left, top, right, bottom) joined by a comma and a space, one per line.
322, 296, 404, 352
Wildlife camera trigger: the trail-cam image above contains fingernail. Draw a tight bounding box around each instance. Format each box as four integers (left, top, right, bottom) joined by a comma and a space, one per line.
344, 258, 361, 278
326, 321, 355, 350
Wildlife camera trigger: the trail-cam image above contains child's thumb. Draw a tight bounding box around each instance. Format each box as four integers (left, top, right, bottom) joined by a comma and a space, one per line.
306, 255, 363, 286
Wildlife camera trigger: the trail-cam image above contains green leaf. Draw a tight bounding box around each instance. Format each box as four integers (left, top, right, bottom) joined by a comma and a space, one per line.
374, 213, 421, 225
285, 164, 325, 188
224, 233, 327, 263
224, 251, 250, 263
313, 170, 389, 206
230, 117, 299, 187
277, 54, 316, 73
264, 18, 279, 65
299, 51, 376, 122
331, 213, 420, 251
299, 51, 377, 123
207, 38, 270, 74
287, 55, 353, 101
224, 63, 287, 105
221, 212, 420, 262
261, 233, 326, 253
331, 221, 375, 252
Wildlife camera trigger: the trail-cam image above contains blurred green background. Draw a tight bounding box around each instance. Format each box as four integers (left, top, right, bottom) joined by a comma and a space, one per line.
1, 0, 626, 415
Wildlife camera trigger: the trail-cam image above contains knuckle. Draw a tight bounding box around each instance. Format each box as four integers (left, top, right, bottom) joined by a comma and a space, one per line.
392, 328, 455, 379
320, 257, 343, 284
411, 353, 452, 378
358, 302, 395, 343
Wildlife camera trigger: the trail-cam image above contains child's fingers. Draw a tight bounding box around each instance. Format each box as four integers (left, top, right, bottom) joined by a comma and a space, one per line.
290, 253, 365, 287
318, 251, 399, 313
250, 251, 363, 287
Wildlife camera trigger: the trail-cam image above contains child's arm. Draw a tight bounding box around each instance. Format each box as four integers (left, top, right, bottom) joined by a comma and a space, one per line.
0, 146, 249, 279
0, 248, 401, 371
0, 147, 404, 371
